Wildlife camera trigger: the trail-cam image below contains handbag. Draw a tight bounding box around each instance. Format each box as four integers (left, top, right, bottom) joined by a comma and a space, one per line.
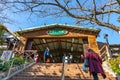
82, 59, 89, 73
84, 58, 89, 67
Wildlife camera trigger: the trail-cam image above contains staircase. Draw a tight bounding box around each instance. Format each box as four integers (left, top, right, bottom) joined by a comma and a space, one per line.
7, 63, 118, 80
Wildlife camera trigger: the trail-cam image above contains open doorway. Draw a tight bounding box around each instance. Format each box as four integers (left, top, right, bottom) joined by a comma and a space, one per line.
31, 38, 84, 63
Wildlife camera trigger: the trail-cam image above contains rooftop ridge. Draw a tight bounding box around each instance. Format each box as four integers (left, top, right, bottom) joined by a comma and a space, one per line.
16, 23, 100, 32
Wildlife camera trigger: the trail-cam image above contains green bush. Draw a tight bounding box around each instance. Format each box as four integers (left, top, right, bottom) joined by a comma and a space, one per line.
13, 56, 25, 65
0, 64, 9, 71
0, 56, 25, 71
0, 59, 2, 63
109, 56, 120, 75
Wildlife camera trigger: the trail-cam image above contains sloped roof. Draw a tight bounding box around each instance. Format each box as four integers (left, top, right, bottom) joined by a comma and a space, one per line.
16, 24, 101, 54
16, 24, 100, 34
0, 24, 17, 37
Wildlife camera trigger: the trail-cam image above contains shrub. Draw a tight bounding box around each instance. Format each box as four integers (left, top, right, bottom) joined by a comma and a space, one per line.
13, 56, 25, 65
0, 59, 2, 63
109, 56, 120, 75
0, 56, 25, 72
0, 64, 9, 71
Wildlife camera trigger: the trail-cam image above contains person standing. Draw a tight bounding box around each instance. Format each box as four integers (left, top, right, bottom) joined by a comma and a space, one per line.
34, 53, 39, 63
85, 49, 106, 80
68, 53, 73, 63
43, 47, 50, 63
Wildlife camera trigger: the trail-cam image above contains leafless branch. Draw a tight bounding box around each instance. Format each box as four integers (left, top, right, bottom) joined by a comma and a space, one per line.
0, 0, 120, 32
101, 1, 117, 9
92, 0, 97, 20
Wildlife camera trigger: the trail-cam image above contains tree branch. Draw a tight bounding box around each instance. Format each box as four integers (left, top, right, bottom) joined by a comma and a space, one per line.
101, 1, 117, 9
116, 0, 120, 6
92, 0, 97, 20
4, 0, 120, 32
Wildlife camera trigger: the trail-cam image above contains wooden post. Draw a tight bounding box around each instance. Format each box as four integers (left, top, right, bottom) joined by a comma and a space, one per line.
24, 39, 33, 50
88, 36, 99, 54
82, 38, 89, 55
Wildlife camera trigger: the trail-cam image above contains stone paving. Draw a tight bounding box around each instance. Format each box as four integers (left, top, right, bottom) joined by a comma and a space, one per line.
8, 63, 118, 80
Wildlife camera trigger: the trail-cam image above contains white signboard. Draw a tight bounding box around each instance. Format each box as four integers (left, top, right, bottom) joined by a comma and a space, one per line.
1, 50, 13, 61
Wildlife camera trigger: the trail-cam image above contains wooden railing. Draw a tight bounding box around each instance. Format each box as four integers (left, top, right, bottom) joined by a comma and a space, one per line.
98, 43, 120, 60
99, 45, 108, 61
98, 43, 110, 61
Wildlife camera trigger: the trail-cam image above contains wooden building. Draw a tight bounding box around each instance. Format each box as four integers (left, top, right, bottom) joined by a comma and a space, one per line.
16, 24, 100, 63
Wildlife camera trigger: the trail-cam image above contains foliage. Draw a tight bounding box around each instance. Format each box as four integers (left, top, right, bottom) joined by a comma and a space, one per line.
5, 0, 120, 32
0, 56, 30, 72
0, 64, 9, 71
13, 56, 25, 65
14, 32, 20, 37
0, 50, 3, 56
109, 56, 120, 75
0, 25, 6, 45
0, 59, 2, 63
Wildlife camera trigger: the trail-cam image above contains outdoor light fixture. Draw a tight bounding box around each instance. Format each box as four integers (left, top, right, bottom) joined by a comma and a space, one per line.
104, 33, 111, 59
104, 34, 109, 44
104, 34, 108, 39
42, 39, 46, 43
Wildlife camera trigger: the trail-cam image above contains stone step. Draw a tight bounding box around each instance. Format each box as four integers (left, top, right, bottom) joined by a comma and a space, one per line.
16, 72, 62, 77
7, 63, 118, 80
8, 76, 117, 80
8, 76, 93, 80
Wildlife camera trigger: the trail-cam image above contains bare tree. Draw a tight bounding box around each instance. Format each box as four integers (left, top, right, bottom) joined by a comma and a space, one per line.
4, 0, 120, 32
0, 0, 13, 24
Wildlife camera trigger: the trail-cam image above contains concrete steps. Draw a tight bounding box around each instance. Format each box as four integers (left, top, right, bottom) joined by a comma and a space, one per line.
7, 63, 118, 80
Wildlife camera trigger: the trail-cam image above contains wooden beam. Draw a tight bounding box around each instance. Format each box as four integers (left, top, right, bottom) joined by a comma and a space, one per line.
33, 39, 83, 46
33, 39, 41, 50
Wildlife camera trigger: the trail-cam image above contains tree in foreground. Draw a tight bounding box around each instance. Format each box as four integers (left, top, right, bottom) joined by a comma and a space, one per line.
4, 0, 120, 32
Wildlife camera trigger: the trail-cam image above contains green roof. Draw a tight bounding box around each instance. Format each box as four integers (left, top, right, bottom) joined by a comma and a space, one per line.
16, 23, 100, 33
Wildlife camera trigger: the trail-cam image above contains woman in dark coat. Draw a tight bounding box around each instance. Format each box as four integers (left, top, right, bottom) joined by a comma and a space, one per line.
86, 49, 106, 80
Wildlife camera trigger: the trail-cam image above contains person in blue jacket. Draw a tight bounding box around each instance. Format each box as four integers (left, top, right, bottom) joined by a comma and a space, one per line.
44, 47, 50, 63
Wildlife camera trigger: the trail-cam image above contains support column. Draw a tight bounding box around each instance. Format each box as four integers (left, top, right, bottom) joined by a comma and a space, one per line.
24, 39, 33, 50
88, 36, 99, 53
82, 38, 89, 55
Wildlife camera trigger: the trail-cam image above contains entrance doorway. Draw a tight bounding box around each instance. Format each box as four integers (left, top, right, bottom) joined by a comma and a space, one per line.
31, 38, 84, 63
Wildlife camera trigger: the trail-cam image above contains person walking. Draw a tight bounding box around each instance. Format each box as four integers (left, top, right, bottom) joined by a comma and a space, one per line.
85, 49, 106, 80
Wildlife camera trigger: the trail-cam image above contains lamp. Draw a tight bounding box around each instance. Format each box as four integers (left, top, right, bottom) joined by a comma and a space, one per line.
104, 34, 109, 44
104, 34, 111, 59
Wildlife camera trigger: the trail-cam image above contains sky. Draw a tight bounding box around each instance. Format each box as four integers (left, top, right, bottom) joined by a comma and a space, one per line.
4, 13, 120, 45
3, 1, 120, 44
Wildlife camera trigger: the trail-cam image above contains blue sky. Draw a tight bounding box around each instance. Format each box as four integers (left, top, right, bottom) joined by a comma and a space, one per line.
4, 6, 120, 44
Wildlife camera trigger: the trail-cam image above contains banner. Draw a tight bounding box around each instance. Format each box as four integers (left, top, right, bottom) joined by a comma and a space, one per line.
1, 50, 13, 61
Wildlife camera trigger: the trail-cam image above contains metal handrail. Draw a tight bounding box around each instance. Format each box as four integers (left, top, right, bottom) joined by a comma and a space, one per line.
2, 62, 35, 80
61, 62, 65, 80
61, 55, 69, 80
0, 52, 35, 80
7, 58, 15, 77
